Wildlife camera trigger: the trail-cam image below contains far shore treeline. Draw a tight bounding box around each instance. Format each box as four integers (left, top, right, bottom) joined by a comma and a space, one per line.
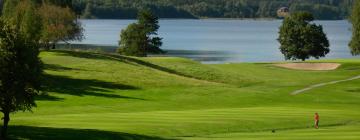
0, 0, 355, 20
74, 0, 352, 20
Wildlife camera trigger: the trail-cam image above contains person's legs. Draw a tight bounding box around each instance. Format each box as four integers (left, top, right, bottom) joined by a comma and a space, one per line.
315, 120, 319, 129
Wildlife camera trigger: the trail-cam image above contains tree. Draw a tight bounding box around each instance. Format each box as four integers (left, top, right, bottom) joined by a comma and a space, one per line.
44, 0, 73, 8
82, 1, 95, 19
349, 0, 360, 55
1, 0, 83, 50
7, 0, 42, 41
118, 10, 163, 57
278, 12, 330, 61
39, 3, 83, 49
0, 19, 42, 139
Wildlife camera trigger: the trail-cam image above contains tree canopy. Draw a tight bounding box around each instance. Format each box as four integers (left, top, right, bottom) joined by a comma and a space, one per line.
349, 0, 360, 55
0, 15, 42, 139
38, 3, 83, 49
2, 0, 42, 42
278, 12, 330, 61
118, 10, 163, 57
1, 0, 83, 49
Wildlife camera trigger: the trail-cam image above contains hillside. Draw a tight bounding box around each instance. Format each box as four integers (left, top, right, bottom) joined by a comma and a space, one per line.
72, 0, 353, 20
6, 50, 360, 140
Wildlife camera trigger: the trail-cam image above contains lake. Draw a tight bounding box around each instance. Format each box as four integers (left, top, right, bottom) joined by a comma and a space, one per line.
73, 19, 358, 63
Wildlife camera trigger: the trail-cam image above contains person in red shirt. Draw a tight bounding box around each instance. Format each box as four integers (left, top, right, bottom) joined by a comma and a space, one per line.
314, 113, 320, 129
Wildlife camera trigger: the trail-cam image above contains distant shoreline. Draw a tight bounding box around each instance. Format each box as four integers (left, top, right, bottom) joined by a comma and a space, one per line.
78, 18, 349, 21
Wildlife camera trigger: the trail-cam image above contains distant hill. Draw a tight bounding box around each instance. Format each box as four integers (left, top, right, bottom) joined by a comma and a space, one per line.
72, 0, 354, 20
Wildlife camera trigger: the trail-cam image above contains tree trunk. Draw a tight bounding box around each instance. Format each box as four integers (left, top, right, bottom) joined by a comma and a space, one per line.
1, 111, 10, 140
52, 43, 56, 49
44, 43, 50, 51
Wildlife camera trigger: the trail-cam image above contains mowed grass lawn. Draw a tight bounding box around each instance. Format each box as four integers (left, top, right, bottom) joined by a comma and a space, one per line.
3, 50, 360, 140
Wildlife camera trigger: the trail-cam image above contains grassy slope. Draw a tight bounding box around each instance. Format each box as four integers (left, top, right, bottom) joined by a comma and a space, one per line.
4, 50, 360, 140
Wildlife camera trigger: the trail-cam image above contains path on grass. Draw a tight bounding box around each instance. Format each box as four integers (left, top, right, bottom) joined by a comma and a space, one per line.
291, 75, 360, 95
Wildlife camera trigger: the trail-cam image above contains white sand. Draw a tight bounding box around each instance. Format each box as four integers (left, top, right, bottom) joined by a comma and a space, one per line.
274, 63, 341, 71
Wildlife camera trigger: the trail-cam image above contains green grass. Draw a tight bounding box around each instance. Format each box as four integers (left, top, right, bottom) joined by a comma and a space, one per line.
3, 50, 360, 140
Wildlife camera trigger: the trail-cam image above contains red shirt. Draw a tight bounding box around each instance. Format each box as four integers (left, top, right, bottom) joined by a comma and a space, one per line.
315, 114, 319, 120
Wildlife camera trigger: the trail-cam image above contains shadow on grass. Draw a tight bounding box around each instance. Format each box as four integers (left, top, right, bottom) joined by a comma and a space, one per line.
346, 88, 360, 93
40, 74, 143, 100
36, 93, 63, 101
50, 50, 261, 87
50, 50, 134, 65
109, 54, 188, 76
44, 64, 84, 72
105, 54, 262, 87
47, 50, 261, 88
51, 50, 201, 80
8, 126, 176, 140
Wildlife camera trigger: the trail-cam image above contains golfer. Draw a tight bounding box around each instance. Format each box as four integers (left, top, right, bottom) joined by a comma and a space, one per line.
314, 113, 320, 129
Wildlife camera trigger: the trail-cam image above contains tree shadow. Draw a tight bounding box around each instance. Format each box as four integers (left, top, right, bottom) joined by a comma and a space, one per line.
109, 54, 186, 76
44, 64, 83, 72
346, 88, 360, 93
50, 50, 191, 77
49, 50, 219, 84
35, 93, 63, 101
41, 74, 143, 100
51, 50, 128, 63
8, 126, 176, 140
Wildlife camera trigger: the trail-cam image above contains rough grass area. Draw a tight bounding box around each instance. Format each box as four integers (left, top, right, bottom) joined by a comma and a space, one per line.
2, 50, 360, 140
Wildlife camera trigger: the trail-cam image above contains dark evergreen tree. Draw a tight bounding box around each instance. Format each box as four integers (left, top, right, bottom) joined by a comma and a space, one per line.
118, 10, 163, 57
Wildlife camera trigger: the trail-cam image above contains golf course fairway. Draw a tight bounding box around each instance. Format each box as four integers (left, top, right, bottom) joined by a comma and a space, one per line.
4, 50, 360, 140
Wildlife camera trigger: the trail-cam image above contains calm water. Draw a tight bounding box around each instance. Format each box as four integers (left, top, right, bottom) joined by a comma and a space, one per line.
73, 19, 358, 63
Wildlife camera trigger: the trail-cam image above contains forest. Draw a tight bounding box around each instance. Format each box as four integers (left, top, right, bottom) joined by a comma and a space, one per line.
71, 0, 354, 19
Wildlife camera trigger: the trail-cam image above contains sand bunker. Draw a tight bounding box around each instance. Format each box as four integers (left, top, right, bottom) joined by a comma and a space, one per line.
274, 63, 341, 71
